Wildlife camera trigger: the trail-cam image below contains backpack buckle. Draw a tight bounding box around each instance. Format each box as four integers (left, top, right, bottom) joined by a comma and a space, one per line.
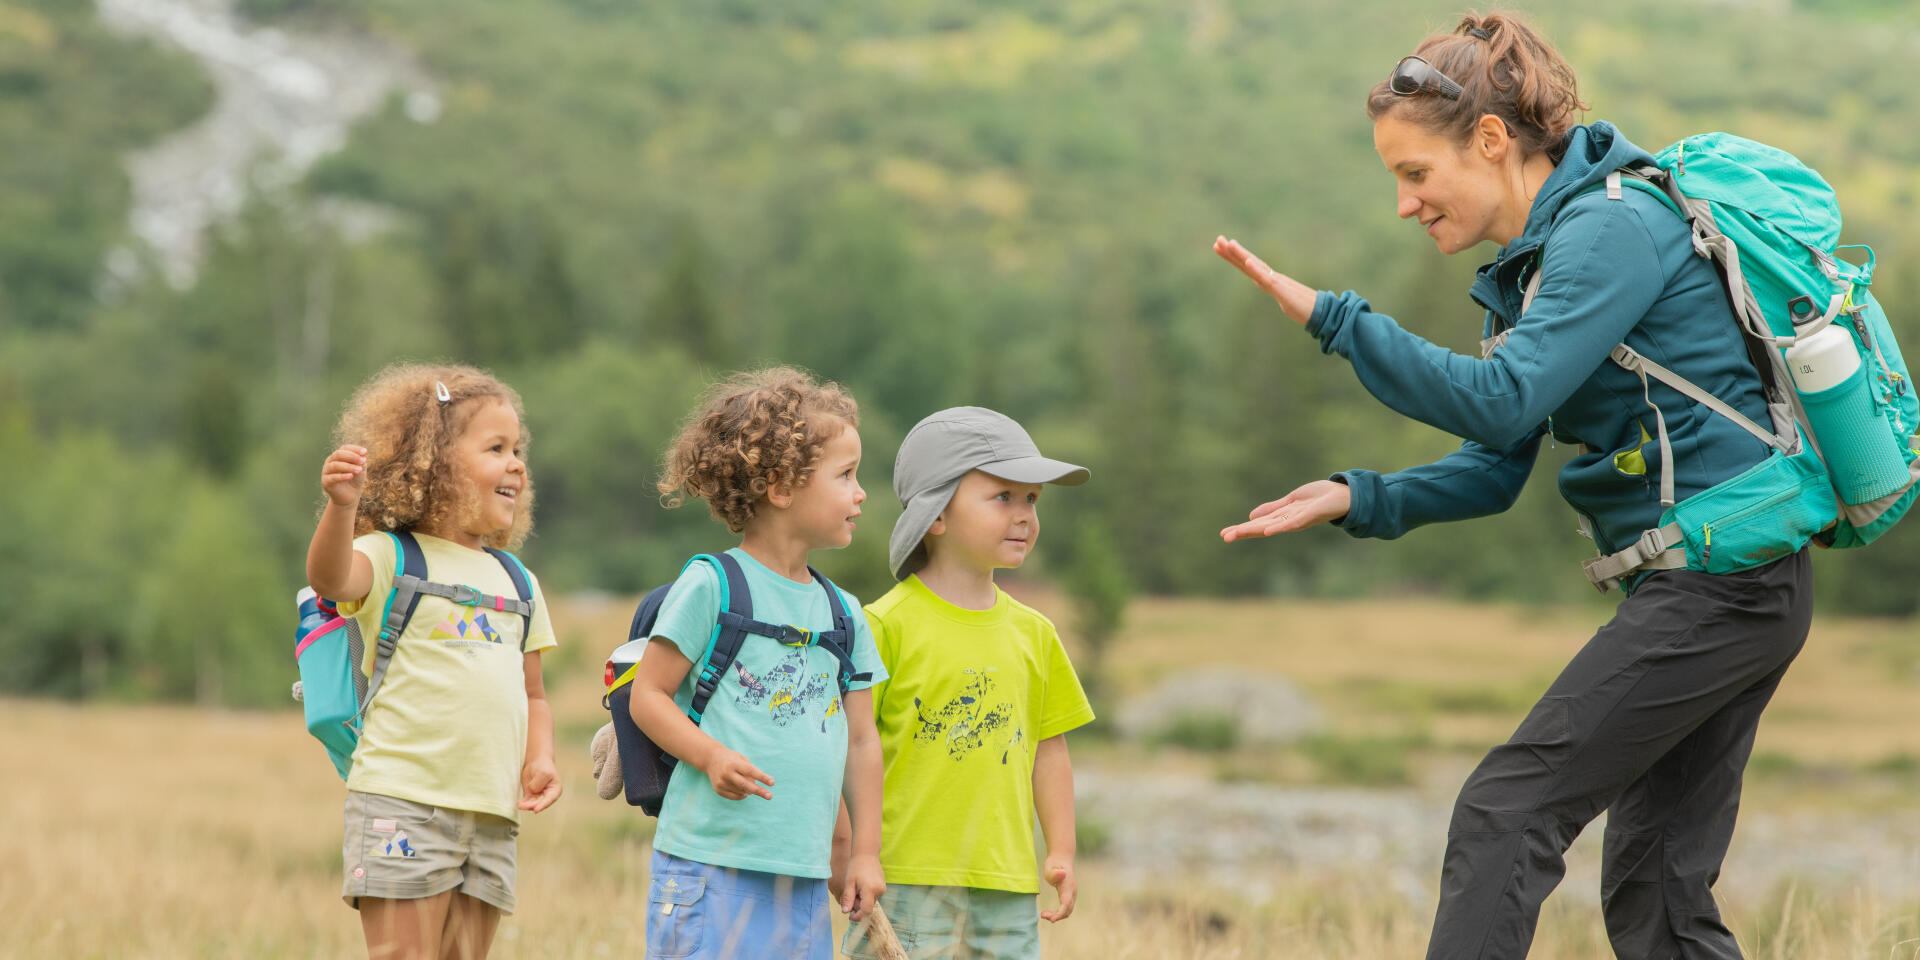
450, 585, 483, 606
1636, 525, 1675, 559
694, 667, 720, 702
777, 624, 813, 646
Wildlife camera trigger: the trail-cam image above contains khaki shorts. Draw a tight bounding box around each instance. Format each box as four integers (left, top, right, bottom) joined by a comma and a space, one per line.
341, 791, 518, 913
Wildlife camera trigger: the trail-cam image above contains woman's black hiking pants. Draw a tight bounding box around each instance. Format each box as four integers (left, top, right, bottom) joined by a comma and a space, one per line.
1424, 547, 1813, 960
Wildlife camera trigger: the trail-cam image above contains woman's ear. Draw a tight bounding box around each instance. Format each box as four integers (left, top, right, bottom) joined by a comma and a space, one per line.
1475, 113, 1512, 162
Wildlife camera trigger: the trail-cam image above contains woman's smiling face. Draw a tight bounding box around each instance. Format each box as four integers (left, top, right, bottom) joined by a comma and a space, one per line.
1374, 112, 1511, 255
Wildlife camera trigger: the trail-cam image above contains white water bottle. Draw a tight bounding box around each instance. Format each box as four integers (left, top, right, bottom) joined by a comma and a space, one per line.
1786, 322, 1908, 504
1785, 322, 1861, 393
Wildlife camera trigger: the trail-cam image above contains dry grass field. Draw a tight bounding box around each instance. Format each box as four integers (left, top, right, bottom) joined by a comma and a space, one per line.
6, 592, 1920, 958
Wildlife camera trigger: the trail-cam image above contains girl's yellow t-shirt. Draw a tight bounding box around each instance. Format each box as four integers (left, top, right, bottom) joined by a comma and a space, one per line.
865, 575, 1095, 892
338, 532, 557, 821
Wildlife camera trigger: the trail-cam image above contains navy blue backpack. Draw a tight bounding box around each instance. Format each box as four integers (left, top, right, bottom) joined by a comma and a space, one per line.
601, 553, 868, 815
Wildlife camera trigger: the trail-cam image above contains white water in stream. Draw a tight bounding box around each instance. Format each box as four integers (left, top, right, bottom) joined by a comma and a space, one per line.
97, 0, 435, 288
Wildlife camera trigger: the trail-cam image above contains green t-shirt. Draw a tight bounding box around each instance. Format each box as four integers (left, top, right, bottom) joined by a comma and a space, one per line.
865, 576, 1095, 892
649, 549, 885, 878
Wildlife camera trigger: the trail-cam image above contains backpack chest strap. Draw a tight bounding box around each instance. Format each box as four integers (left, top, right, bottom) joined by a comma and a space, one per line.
714, 612, 872, 687
401, 576, 536, 618
718, 610, 832, 647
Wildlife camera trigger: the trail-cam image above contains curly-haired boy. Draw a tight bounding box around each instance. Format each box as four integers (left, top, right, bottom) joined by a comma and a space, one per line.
629, 367, 888, 960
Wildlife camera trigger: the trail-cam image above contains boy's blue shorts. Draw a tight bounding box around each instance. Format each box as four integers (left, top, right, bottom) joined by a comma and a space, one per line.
646, 849, 832, 960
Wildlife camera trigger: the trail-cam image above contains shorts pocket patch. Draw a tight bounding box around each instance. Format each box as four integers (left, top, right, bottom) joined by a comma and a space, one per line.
646, 874, 706, 959
368, 829, 419, 858
356, 793, 436, 859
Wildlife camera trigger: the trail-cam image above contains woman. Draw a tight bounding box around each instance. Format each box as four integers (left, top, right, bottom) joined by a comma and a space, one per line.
1215, 13, 1813, 960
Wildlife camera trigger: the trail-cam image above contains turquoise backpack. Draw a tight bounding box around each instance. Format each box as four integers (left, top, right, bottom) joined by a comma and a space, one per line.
1528, 133, 1920, 590
292, 530, 536, 779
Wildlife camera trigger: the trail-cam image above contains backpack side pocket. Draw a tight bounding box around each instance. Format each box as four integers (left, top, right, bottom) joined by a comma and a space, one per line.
296, 613, 365, 780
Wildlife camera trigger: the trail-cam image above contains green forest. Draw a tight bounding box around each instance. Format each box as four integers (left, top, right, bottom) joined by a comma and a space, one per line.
5, 0, 1919, 705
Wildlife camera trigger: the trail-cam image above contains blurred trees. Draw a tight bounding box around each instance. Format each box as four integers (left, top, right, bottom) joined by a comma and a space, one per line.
6, 0, 1920, 704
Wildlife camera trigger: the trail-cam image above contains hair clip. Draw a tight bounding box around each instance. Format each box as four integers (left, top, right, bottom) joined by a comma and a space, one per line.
434, 381, 451, 403
1467, 26, 1492, 40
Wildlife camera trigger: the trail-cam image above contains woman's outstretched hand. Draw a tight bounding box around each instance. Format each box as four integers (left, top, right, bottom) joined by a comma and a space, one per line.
1221, 480, 1352, 542
1213, 236, 1317, 326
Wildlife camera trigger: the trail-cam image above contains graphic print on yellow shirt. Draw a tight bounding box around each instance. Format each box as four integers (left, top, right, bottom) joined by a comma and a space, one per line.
427, 606, 509, 648
913, 667, 1027, 767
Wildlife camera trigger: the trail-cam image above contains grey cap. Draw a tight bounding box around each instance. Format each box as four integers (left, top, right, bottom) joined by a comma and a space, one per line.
889, 406, 1089, 580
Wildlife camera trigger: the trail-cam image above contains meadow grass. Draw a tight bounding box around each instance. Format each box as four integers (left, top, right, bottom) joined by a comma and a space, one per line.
5, 592, 1919, 957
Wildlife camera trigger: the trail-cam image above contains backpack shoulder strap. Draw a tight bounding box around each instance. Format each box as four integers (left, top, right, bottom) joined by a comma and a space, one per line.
687, 553, 754, 724
482, 547, 536, 652
807, 567, 871, 695
1611, 166, 1684, 217
357, 530, 430, 724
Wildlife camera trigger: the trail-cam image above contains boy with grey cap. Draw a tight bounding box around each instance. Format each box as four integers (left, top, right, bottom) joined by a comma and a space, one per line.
837, 406, 1096, 960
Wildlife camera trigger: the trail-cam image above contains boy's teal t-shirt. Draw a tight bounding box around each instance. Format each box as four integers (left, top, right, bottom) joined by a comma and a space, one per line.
648, 548, 886, 878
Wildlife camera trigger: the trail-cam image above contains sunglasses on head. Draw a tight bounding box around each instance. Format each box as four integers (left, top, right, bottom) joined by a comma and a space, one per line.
1388, 56, 1463, 101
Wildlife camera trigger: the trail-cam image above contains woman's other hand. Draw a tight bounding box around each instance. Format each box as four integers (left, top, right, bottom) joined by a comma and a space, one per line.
1221, 480, 1351, 542
1213, 236, 1318, 326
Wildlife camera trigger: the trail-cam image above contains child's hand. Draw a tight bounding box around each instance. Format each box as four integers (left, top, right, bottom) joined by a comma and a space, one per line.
321, 445, 368, 506
703, 747, 774, 801
839, 853, 885, 922
1041, 854, 1077, 922
519, 755, 562, 812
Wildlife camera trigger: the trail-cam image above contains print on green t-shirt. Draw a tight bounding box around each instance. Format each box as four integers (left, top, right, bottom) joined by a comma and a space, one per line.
913, 666, 1028, 766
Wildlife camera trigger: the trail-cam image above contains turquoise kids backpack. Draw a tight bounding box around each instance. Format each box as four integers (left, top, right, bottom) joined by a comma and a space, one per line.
292, 530, 535, 779
1527, 133, 1920, 591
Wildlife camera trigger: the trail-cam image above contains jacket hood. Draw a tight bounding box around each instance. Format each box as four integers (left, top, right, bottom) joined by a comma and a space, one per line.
1508, 121, 1657, 253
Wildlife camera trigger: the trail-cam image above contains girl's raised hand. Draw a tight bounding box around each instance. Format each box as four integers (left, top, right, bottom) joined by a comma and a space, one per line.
321, 445, 368, 506
1212, 236, 1317, 326
1221, 479, 1352, 542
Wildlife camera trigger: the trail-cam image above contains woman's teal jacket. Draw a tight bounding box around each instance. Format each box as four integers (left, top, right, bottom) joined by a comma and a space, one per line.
1309, 121, 1773, 558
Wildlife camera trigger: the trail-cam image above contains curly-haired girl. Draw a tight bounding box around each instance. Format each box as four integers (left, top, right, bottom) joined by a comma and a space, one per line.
632, 366, 887, 959
306, 362, 560, 959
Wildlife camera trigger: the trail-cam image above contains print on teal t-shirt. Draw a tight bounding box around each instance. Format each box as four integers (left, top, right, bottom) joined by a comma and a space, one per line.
648, 548, 887, 878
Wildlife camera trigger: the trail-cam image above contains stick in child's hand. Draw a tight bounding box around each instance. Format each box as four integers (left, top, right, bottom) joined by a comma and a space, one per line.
861, 902, 909, 960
